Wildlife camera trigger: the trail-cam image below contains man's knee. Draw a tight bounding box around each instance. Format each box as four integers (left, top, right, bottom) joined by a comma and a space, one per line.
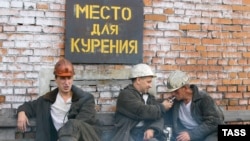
204, 132, 218, 141
58, 136, 78, 141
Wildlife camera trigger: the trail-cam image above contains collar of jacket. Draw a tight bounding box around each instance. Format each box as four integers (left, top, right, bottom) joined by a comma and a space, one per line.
190, 84, 205, 102
126, 84, 143, 96
43, 85, 82, 103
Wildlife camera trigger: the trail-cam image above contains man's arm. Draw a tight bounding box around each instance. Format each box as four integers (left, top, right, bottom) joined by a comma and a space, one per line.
189, 95, 222, 140
16, 98, 40, 132
17, 111, 30, 132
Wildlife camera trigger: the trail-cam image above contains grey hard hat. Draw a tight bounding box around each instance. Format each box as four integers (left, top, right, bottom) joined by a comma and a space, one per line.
165, 70, 189, 92
129, 63, 156, 79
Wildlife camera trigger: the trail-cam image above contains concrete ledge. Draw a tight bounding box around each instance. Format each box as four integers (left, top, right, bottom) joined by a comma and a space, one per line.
0, 109, 115, 141
222, 109, 250, 123
2, 107, 250, 140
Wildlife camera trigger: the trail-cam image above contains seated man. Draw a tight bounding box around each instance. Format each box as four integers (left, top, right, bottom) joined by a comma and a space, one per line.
112, 63, 173, 141
164, 70, 224, 141
17, 58, 100, 141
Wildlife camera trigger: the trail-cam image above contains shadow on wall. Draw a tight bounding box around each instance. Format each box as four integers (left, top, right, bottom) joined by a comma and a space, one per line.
39, 68, 157, 96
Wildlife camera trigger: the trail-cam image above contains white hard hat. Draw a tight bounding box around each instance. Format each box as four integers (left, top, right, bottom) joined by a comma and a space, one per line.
164, 70, 189, 92
129, 63, 156, 79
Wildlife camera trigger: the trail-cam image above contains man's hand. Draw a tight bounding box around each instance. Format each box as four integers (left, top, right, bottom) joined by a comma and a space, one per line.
143, 129, 154, 140
176, 131, 190, 141
162, 99, 173, 110
17, 111, 30, 132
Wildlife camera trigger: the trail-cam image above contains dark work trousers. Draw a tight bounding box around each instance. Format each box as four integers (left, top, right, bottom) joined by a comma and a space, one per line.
130, 126, 159, 141
171, 132, 217, 141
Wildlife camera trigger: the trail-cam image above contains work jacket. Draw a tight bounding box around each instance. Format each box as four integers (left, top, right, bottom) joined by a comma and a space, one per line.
17, 85, 100, 141
112, 84, 166, 141
164, 85, 224, 141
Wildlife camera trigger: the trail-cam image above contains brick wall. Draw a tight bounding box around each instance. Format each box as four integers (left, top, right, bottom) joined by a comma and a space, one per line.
0, 0, 250, 111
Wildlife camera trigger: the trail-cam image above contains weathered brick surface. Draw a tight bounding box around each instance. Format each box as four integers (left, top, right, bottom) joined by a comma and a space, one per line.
0, 96, 5, 103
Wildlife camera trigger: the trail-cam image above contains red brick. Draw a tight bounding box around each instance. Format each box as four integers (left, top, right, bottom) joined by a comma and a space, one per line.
202, 39, 222, 45
179, 24, 200, 30
201, 79, 222, 85
164, 58, 176, 65
143, 0, 152, 6
206, 87, 216, 92
223, 52, 242, 58
202, 65, 223, 71
243, 52, 250, 58
229, 99, 238, 105
243, 79, 250, 85
225, 92, 243, 99
218, 86, 227, 92
227, 106, 247, 110
187, 59, 196, 64
212, 18, 232, 24
171, 45, 185, 51
243, 92, 250, 98
229, 72, 237, 78
243, 0, 250, 4
239, 99, 248, 105
233, 32, 250, 38
180, 52, 200, 58
157, 65, 179, 71
180, 38, 201, 45
0, 48, 7, 55
175, 58, 186, 64
202, 25, 222, 31
185, 45, 195, 51
228, 86, 237, 92
164, 8, 174, 14
232, 5, 250, 11
238, 72, 248, 78
0, 96, 5, 103
223, 25, 242, 31
196, 46, 206, 51
143, 57, 152, 64
144, 14, 167, 22
152, 57, 163, 64
207, 59, 218, 65
156, 51, 167, 57
144, 50, 155, 57
238, 86, 247, 92
197, 59, 207, 65
223, 79, 242, 85
201, 52, 221, 58
37, 3, 49, 10
217, 99, 229, 106
180, 65, 203, 71
212, 31, 231, 38
233, 19, 250, 25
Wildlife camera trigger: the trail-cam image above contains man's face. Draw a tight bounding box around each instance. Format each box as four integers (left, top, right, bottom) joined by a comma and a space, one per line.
136, 76, 153, 93
171, 86, 185, 101
55, 76, 73, 94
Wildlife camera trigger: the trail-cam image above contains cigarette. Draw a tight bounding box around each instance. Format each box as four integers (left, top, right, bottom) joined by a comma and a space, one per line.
168, 97, 175, 103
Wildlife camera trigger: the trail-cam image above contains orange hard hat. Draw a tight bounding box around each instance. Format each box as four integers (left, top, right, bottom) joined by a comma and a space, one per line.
54, 58, 75, 77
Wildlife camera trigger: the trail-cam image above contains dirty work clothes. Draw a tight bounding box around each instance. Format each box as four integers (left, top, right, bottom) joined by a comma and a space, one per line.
58, 119, 100, 141
51, 93, 72, 131
164, 84, 224, 141
112, 84, 166, 141
17, 85, 100, 141
130, 126, 161, 141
